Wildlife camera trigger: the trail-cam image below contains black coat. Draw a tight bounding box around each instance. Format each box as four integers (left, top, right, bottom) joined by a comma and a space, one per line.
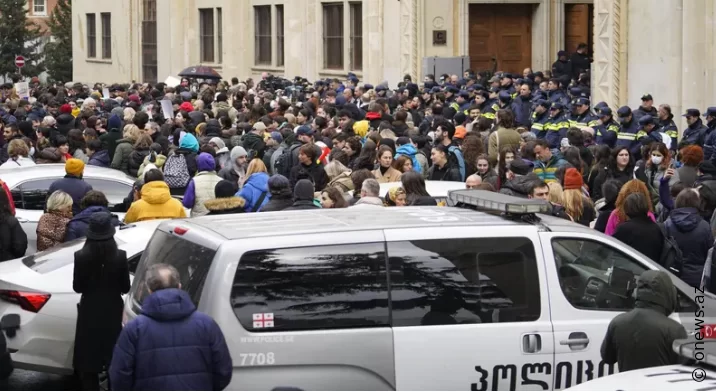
72, 246, 130, 372
261, 193, 294, 212
427, 164, 462, 182
0, 215, 27, 262
613, 216, 664, 263
284, 200, 320, 210
289, 162, 328, 192
594, 202, 615, 233
128, 148, 150, 178
666, 207, 714, 287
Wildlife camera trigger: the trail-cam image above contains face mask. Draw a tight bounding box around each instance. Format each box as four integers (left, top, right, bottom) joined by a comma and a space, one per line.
651, 155, 663, 165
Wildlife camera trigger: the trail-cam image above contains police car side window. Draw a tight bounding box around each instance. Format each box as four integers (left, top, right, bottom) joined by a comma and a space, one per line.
551, 238, 646, 311
16, 179, 55, 210
387, 237, 541, 326
231, 243, 390, 332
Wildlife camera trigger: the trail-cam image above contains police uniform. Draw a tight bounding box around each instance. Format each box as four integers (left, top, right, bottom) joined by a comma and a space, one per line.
679, 108, 709, 150
476, 91, 496, 120
545, 103, 570, 149
530, 100, 552, 139
595, 107, 620, 148
657, 118, 679, 153
457, 90, 471, 113
615, 106, 640, 152
568, 97, 600, 129
635, 115, 664, 156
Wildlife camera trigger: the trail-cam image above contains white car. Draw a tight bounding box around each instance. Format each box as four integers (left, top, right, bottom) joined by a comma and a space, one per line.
0, 220, 164, 375
0, 164, 137, 254
567, 337, 716, 391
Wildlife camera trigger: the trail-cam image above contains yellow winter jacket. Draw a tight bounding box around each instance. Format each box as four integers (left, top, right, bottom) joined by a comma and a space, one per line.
124, 181, 186, 223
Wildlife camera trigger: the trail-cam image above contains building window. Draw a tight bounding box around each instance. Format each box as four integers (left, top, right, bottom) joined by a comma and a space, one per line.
32, 0, 46, 16
101, 13, 112, 59
199, 8, 215, 63
141, 0, 157, 82
217, 8, 223, 64
254, 6, 271, 65
276, 5, 284, 67
349, 2, 362, 70
86, 13, 96, 58
323, 3, 344, 70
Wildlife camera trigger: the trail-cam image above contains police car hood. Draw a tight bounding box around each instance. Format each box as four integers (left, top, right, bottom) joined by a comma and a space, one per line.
565, 365, 714, 391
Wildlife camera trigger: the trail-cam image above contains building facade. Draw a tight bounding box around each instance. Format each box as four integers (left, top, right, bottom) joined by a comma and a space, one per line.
72, 0, 716, 126
27, 0, 57, 32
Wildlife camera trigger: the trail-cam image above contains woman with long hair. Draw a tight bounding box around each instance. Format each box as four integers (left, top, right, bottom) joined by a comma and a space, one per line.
591, 146, 634, 201
496, 146, 517, 190
324, 160, 354, 193
320, 187, 349, 209
238, 158, 270, 212
642, 142, 679, 204
677, 145, 703, 187
461, 133, 485, 176
128, 134, 153, 178
111, 124, 141, 174
605, 179, 655, 235
72, 211, 130, 390
401, 171, 436, 206
0, 139, 35, 168
587, 144, 611, 196
475, 154, 498, 189
0, 188, 27, 261
392, 155, 414, 174
562, 168, 595, 226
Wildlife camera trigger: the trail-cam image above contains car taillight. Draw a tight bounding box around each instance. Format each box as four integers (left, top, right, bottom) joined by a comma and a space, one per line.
0, 290, 51, 313
173, 227, 188, 235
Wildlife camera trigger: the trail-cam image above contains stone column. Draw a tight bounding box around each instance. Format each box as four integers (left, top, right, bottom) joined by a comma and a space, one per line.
592, 0, 629, 110
363, 0, 385, 85
399, 0, 419, 84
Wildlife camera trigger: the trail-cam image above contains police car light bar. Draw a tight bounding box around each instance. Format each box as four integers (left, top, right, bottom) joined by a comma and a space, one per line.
674, 338, 716, 368
448, 190, 551, 215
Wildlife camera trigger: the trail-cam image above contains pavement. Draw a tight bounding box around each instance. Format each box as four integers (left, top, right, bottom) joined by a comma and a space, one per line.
1, 369, 77, 390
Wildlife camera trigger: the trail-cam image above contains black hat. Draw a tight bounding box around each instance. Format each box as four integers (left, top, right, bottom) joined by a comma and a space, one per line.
569, 87, 584, 97
599, 107, 613, 117
363, 83, 374, 90
550, 102, 564, 111
501, 73, 513, 80
638, 115, 656, 126
489, 86, 500, 93
215, 180, 238, 198
558, 50, 568, 57
498, 91, 512, 102
536, 99, 551, 109
86, 211, 116, 241
683, 108, 701, 118
446, 85, 459, 93
575, 97, 590, 107
705, 107, 716, 117
508, 159, 531, 176
699, 161, 716, 176
617, 106, 632, 117
458, 90, 470, 98
641, 94, 653, 101
375, 85, 388, 92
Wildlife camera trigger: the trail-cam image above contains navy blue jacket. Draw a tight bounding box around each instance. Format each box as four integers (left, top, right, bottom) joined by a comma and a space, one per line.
615, 119, 640, 155
679, 119, 708, 150
109, 289, 232, 391
88, 150, 110, 168
47, 175, 93, 216
665, 208, 714, 288
512, 96, 532, 127
704, 120, 716, 163
65, 206, 120, 242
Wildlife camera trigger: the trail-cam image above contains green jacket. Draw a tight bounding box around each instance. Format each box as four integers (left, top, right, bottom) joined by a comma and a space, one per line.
111, 139, 134, 175
600, 270, 687, 372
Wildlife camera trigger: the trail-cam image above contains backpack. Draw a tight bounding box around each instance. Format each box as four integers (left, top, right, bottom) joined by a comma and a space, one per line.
275, 144, 300, 178
447, 145, 466, 182
163, 153, 191, 189
658, 222, 684, 276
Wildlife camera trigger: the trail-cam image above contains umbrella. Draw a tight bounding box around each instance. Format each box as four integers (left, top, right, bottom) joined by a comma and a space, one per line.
178, 66, 222, 80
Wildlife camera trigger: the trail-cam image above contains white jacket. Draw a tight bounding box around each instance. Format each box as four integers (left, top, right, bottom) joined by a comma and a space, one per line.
0, 156, 36, 169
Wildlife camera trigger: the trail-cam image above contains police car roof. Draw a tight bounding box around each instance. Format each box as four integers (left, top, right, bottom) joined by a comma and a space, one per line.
179, 206, 590, 240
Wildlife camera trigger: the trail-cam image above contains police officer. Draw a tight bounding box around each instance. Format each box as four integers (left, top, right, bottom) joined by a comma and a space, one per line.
632, 94, 658, 121
569, 97, 600, 129
445, 84, 459, 106
657, 104, 679, 153
615, 106, 640, 152
488, 87, 501, 112
474, 90, 495, 120
545, 102, 570, 149
375, 84, 388, 98
530, 100, 551, 139
456, 90, 471, 113
635, 115, 663, 156
497, 91, 513, 112
500, 73, 515, 95
595, 107, 619, 148
547, 78, 569, 107
679, 108, 708, 150
703, 107, 716, 163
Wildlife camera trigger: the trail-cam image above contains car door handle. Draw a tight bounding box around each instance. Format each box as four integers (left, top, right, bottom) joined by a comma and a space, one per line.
559, 338, 589, 345
522, 333, 542, 353
16, 217, 29, 223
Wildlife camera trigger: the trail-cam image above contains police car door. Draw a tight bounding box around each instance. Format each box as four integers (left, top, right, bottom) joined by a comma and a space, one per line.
539, 231, 663, 390
386, 222, 555, 391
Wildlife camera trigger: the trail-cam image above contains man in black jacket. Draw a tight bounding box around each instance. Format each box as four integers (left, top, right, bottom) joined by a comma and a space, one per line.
601, 270, 687, 372
570, 43, 591, 80
552, 51, 573, 81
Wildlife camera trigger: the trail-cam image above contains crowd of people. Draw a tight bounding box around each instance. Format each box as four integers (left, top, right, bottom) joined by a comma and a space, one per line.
0, 45, 715, 387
